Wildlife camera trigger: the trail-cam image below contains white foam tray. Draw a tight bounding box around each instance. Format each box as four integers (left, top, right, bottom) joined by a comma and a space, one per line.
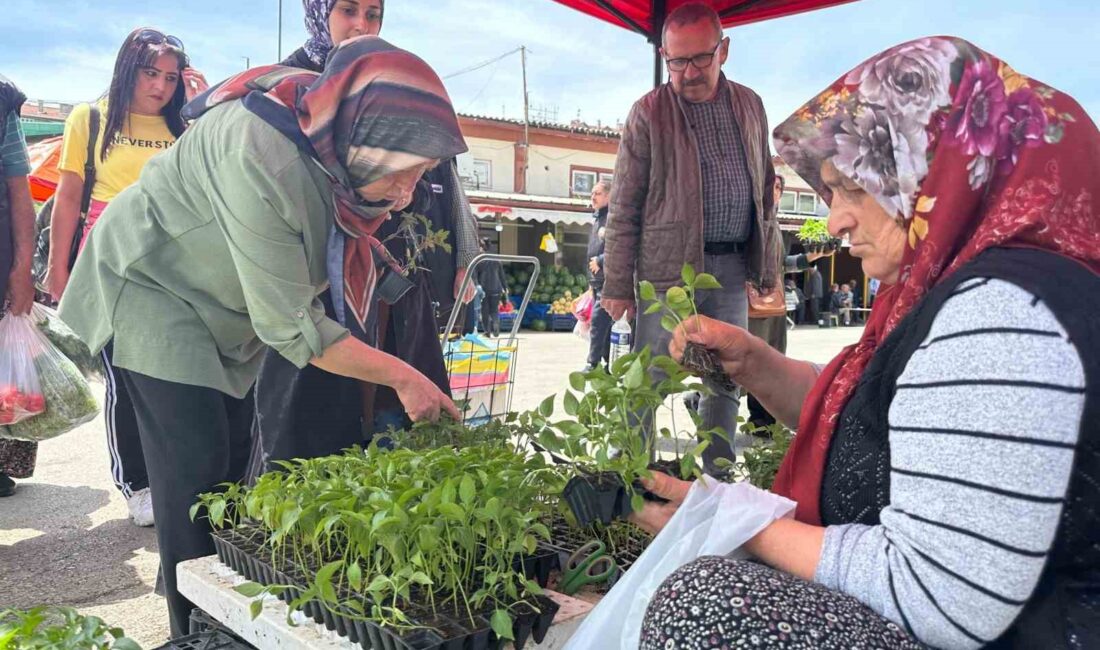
176, 556, 593, 650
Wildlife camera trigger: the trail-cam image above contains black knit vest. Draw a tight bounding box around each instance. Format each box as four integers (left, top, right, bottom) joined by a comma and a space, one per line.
819, 247, 1099, 648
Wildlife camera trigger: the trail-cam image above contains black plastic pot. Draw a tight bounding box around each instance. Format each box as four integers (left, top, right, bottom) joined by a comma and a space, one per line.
511, 548, 560, 588
562, 473, 627, 527
376, 267, 416, 305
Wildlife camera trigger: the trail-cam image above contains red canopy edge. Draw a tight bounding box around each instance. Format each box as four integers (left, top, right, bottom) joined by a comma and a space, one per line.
552, 0, 858, 41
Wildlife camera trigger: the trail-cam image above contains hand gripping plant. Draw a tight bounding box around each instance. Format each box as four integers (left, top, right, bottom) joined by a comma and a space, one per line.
638, 263, 736, 393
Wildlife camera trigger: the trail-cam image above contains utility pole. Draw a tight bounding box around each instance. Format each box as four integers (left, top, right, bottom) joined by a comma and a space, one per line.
277, 0, 283, 61
520, 45, 530, 194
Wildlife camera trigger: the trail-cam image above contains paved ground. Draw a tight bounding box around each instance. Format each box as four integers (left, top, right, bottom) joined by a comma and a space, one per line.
0, 323, 862, 647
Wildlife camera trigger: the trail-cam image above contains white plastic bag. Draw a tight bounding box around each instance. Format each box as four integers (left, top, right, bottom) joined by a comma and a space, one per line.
0, 312, 48, 425
573, 319, 591, 340
0, 311, 99, 442
563, 479, 796, 649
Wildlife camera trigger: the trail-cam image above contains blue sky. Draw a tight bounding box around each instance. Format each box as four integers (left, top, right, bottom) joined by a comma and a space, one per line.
4, 0, 1098, 131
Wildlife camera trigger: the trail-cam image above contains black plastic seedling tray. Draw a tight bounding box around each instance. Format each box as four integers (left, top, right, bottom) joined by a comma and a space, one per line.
211, 527, 559, 650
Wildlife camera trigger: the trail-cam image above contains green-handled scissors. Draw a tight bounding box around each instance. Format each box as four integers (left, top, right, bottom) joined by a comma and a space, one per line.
561, 540, 618, 596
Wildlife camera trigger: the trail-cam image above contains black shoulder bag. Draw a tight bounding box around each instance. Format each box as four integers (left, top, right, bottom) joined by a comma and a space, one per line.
33, 104, 100, 291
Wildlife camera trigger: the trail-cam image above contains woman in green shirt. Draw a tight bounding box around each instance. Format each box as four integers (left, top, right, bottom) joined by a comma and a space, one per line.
59, 37, 466, 636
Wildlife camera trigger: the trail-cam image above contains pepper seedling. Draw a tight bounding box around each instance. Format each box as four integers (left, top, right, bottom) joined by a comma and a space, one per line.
639, 263, 736, 393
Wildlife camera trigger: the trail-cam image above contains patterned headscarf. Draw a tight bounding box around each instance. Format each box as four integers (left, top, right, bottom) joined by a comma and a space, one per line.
771, 36, 1100, 524
302, 0, 385, 68
183, 36, 467, 331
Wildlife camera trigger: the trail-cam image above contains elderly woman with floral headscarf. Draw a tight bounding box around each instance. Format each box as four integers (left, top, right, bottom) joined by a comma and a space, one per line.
58, 36, 466, 636
632, 37, 1099, 649
282, 0, 384, 72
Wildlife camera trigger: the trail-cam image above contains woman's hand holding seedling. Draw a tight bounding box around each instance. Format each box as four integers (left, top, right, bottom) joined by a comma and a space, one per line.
629, 471, 692, 535
668, 315, 760, 383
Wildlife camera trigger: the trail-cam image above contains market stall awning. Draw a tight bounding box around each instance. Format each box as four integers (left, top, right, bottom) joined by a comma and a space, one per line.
551, 0, 859, 85
469, 190, 593, 226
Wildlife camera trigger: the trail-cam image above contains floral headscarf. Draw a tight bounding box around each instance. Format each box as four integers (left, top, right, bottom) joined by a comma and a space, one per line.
184, 36, 466, 331
302, 0, 385, 68
771, 36, 1100, 524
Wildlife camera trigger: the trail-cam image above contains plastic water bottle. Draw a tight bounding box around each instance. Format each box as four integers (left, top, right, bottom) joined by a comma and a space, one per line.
609, 314, 632, 365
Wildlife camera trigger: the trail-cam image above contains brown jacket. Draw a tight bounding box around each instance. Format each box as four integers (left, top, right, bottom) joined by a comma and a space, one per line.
602, 78, 779, 300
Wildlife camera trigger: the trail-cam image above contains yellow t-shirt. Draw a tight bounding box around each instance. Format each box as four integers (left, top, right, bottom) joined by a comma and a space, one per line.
58, 100, 177, 203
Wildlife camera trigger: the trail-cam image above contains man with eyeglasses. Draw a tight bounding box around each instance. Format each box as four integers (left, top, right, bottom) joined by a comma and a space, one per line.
601, 2, 778, 471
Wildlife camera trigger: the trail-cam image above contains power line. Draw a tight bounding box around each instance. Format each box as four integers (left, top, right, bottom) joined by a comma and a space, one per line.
442, 47, 524, 80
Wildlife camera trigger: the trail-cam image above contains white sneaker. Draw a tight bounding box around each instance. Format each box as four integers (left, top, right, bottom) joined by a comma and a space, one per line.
127, 487, 156, 527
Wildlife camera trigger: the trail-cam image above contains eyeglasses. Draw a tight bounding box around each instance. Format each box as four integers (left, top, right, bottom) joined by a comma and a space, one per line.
136, 29, 185, 51
665, 41, 721, 72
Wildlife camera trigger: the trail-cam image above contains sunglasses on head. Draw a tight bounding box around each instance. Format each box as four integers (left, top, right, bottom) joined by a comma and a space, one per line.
136, 29, 185, 51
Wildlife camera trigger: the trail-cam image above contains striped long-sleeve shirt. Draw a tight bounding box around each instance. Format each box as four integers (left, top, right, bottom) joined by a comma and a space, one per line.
814, 277, 1087, 650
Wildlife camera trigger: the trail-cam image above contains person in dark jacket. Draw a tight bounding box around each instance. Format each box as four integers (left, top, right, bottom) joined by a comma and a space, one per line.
0, 75, 37, 496
806, 265, 824, 324
476, 239, 507, 337
585, 180, 612, 369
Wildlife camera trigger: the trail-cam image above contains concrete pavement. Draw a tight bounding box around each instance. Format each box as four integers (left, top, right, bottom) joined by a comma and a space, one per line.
0, 323, 862, 647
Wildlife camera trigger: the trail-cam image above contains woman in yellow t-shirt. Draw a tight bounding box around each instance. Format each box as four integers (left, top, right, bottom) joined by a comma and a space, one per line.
45, 27, 207, 527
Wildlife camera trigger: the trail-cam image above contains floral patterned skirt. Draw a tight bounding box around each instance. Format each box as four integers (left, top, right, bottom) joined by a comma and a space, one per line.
639, 557, 925, 649
0, 438, 37, 478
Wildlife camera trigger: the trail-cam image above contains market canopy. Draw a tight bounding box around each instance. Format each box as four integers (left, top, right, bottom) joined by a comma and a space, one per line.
551, 0, 859, 85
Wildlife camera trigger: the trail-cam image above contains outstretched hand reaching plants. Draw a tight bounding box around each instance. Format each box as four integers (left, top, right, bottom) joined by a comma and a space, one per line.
639, 264, 736, 392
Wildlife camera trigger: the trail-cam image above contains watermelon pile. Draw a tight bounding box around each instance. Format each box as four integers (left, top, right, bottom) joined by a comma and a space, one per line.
505, 265, 588, 307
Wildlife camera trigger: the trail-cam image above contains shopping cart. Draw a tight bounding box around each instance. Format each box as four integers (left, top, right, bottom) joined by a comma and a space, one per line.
442, 253, 540, 426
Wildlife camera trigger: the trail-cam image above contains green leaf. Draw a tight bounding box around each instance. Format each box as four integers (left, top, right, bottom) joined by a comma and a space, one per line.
490, 609, 515, 640
347, 562, 362, 591
681, 263, 696, 286
665, 286, 688, 306
693, 273, 721, 290
234, 582, 266, 598
624, 359, 645, 389
188, 502, 202, 522
631, 493, 645, 512
209, 500, 226, 527
659, 314, 680, 333
569, 371, 586, 391
563, 391, 579, 416
111, 637, 142, 650
438, 502, 466, 521
638, 281, 657, 302
441, 478, 456, 504
249, 599, 263, 620
538, 394, 555, 417
459, 474, 476, 505
644, 302, 663, 315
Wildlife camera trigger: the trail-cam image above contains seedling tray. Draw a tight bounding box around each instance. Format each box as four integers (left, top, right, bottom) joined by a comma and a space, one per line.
211, 527, 559, 650
561, 474, 630, 527
153, 630, 252, 650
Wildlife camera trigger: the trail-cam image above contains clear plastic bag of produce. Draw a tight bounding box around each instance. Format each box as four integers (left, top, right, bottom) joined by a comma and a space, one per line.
0, 309, 99, 442
31, 303, 103, 379
0, 312, 47, 425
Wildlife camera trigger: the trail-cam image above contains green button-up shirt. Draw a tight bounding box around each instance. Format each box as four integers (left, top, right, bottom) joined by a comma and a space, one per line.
59, 101, 348, 398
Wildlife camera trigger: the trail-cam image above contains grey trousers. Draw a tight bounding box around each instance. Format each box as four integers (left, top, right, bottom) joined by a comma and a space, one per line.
634, 252, 748, 471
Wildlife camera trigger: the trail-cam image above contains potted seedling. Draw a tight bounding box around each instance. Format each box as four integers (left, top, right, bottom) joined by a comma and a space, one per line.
540, 346, 712, 527
796, 218, 840, 254
375, 211, 453, 305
